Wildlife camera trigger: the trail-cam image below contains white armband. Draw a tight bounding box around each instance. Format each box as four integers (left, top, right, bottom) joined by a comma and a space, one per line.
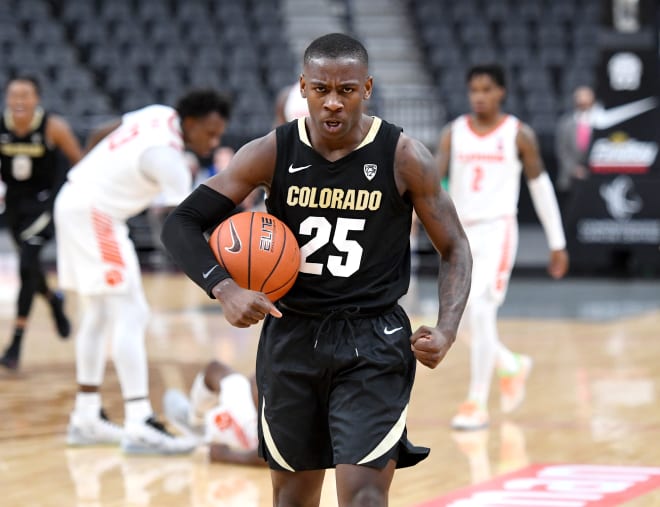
527, 172, 566, 251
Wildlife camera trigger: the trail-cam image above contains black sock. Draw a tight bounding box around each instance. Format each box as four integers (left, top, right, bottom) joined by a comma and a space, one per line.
4, 328, 24, 358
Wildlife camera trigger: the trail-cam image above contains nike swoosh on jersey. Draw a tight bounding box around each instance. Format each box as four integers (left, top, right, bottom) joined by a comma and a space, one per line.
202, 265, 219, 279
384, 326, 403, 335
591, 97, 658, 130
288, 164, 312, 173
224, 220, 242, 253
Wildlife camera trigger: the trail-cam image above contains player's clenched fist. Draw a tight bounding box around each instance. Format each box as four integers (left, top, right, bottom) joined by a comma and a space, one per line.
410, 326, 454, 369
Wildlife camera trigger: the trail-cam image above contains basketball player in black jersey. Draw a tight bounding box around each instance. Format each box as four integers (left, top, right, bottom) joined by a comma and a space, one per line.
0, 76, 83, 370
162, 33, 472, 506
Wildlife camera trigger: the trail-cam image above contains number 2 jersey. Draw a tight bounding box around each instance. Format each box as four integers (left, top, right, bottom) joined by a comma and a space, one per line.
448, 114, 522, 224
64, 105, 190, 221
267, 117, 413, 312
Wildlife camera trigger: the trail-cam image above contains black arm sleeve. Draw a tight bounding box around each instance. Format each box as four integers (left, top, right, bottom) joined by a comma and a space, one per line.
161, 184, 237, 298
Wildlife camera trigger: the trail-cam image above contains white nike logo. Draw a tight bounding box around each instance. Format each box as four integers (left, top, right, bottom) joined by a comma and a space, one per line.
288, 163, 312, 173
591, 97, 658, 130
384, 326, 403, 335
202, 265, 219, 279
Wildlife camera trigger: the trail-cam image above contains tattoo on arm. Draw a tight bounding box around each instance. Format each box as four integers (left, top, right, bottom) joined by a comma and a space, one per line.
403, 136, 472, 341
433, 195, 472, 341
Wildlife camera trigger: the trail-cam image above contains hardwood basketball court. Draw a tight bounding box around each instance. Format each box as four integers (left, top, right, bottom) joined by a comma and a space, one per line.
2, 270, 659, 506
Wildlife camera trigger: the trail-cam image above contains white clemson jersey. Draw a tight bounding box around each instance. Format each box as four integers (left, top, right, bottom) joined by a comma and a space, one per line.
66, 105, 190, 221
448, 114, 522, 224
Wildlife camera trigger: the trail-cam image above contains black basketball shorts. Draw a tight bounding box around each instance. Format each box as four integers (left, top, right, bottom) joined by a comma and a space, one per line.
255, 304, 430, 471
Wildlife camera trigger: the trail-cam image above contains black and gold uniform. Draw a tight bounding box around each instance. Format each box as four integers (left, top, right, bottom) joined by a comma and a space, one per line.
256, 117, 428, 471
0, 106, 58, 242
0, 106, 69, 368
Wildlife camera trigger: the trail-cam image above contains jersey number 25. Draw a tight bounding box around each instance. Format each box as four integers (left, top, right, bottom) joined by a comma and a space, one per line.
298, 216, 364, 278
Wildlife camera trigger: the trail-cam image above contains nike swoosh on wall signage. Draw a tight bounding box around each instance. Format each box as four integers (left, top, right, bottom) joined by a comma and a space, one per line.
591, 97, 658, 130
288, 164, 312, 173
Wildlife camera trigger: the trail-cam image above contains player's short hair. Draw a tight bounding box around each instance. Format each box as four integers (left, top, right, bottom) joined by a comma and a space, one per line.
5, 74, 41, 95
175, 89, 232, 121
466, 64, 506, 89
303, 33, 368, 67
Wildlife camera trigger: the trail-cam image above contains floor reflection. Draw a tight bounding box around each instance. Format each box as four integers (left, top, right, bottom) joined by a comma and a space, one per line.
65, 447, 266, 507
451, 421, 530, 484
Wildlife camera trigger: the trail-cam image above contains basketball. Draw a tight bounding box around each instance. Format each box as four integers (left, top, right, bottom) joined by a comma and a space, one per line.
208, 211, 300, 302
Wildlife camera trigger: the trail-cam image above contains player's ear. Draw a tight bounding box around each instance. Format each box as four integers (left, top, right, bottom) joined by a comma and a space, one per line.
300, 74, 307, 98
363, 76, 373, 100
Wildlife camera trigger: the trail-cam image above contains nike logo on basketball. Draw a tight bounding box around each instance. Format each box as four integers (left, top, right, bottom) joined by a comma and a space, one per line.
202, 265, 218, 279
225, 220, 242, 253
384, 326, 403, 335
288, 164, 312, 173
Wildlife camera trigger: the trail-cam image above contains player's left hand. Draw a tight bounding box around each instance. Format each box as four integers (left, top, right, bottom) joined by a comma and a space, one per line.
548, 249, 569, 279
410, 325, 453, 369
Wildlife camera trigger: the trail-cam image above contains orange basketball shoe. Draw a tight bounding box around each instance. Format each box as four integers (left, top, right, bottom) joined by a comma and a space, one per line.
451, 400, 489, 431
499, 354, 533, 413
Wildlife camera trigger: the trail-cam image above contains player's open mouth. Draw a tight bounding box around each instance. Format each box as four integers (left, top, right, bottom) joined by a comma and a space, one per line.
324, 120, 342, 131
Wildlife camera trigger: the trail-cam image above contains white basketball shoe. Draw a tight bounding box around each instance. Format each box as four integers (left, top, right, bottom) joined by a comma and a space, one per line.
67, 409, 124, 446
121, 416, 198, 455
163, 388, 204, 441
499, 354, 533, 413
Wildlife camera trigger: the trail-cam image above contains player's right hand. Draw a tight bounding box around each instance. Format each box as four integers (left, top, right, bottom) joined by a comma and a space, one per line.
548, 249, 569, 279
211, 279, 281, 327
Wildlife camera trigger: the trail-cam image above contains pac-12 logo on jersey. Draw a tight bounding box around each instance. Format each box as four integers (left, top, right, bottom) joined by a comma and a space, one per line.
364, 163, 377, 181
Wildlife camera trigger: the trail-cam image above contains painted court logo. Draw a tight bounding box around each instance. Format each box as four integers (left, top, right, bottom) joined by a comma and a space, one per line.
415, 464, 660, 507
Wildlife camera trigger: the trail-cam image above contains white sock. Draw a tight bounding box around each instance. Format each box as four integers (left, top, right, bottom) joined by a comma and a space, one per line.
190, 372, 218, 421
125, 398, 153, 424
219, 373, 256, 424
466, 297, 499, 408
74, 392, 101, 419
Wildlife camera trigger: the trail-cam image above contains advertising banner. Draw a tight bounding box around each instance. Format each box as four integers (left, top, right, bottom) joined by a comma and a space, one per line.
566, 0, 659, 273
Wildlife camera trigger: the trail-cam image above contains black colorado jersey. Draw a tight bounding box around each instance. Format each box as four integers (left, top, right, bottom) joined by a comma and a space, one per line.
267, 117, 413, 312
0, 108, 57, 204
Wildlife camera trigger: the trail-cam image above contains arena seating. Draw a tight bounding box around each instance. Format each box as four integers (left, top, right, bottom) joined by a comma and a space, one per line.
0, 0, 601, 262
0, 0, 600, 155
0, 0, 292, 147
408, 0, 600, 150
